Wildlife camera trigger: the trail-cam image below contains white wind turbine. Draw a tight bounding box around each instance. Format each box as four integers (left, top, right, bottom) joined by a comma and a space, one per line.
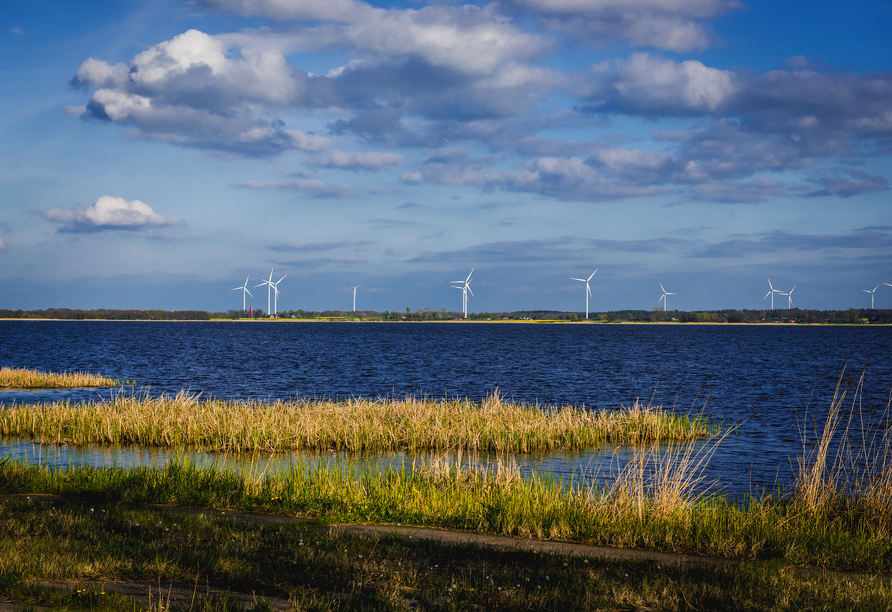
450, 268, 474, 319
570, 269, 598, 319
255, 268, 286, 317
347, 282, 361, 312
863, 284, 879, 309
763, 278, 783, 310
779, 286, 796, 309
231, 276, 253, 312
658, 283, 676, 312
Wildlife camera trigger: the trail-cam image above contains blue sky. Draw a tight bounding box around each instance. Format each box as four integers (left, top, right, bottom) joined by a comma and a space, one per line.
1, 0, 890, 314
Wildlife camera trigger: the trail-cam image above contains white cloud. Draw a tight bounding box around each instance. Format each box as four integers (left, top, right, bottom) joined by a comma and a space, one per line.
0, 237, 6, 251
40, 196, 178, 233
586, 53, 738, 114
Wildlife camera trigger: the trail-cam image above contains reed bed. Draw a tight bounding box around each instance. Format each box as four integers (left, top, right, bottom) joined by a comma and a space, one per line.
0, 367, 118, 389
0, 391, 714, 453
2, 368, 889, 573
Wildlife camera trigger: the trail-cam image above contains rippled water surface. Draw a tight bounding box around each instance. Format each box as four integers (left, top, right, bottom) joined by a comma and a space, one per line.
2, 320, 890, 497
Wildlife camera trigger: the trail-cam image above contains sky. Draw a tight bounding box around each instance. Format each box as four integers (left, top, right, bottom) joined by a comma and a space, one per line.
1, 0, 891, 314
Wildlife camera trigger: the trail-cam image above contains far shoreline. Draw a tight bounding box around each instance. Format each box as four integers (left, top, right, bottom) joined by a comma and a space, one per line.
1, 317, 886, 326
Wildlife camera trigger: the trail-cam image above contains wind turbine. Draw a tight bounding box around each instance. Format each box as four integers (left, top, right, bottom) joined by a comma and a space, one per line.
450, 268, 474, 319
571, 269, 598, 319
231, 276, 253, 312
863, 284, 879, 309
763, 278, 783, 310
255, 268, 286, 317
658, 283, 676, 312
347, 282, 361, 312
779, 286, 796, 309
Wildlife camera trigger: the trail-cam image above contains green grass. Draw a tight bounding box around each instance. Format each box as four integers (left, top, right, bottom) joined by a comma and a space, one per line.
0, 391, 714, 453
1, 444, 890, 576
0, 367, 119, 389
1, 495, 891, 611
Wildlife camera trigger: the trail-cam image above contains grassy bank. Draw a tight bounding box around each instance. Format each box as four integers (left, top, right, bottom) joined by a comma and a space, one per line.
0, 392, 713, 453
3, 497, 891, 612
1, 431, 890, 576
0, 366, 118, 389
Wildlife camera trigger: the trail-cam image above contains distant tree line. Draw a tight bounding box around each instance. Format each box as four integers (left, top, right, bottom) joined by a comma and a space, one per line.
0, 308, 232, 321
2, 307, 890, 324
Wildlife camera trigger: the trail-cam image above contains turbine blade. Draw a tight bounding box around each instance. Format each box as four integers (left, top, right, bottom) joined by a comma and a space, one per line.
763, 291, 771, 300
245, 289, 253, 297
587, 269, 598, 281
587, 286, 592, 297
466, 268, 474, 282
660, 283, 665, 292
767, 277, 773, 289
571, 278, 584, 282
467, 287, 474, 297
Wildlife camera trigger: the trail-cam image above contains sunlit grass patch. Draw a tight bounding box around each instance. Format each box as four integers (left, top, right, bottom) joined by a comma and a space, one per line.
0, 391, 715, 453
0, 367, 119, 389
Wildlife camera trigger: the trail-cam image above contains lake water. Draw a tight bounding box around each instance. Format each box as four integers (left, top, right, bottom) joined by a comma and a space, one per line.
2, 320, 890, 498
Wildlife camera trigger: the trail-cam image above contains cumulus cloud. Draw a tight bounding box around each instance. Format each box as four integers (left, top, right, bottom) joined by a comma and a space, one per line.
235, 178, 355, 198
311, 150, 403, 171
65, 3, 891, 206
583, 53, 738, 115
69, 29, 337, 156
40, 196, 178, 233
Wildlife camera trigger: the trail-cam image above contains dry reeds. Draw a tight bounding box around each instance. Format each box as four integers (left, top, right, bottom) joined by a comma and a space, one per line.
793, 365, 892, 533
0, 367, 118, 389
0, 390, 714, 453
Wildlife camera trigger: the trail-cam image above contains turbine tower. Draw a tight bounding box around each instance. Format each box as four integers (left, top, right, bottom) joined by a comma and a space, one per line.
255, 268, 286, 317
863, 284, 879, 309
347, 282, 361, 312
571, 269, 598, 319
779, 286, 796, 309
450, 268, 474, 319
658, 283, 676, 312
763, 278, 783, 310
231, 276, 253, 312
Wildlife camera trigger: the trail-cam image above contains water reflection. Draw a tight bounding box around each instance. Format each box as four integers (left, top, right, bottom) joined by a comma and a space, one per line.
1, 436, 739, 500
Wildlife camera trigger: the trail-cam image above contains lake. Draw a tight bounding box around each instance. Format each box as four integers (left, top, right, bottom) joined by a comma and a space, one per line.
2, 320, 890, 498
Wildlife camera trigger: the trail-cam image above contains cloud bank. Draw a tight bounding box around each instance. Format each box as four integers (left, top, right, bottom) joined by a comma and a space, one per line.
40, 196, 178, 233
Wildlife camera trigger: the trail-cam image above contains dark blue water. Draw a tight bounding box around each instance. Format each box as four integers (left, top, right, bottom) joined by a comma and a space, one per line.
2, 320, 890, 497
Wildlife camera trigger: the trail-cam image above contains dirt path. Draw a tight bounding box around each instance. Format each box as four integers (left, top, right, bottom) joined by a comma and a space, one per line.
1, 494, 887, 611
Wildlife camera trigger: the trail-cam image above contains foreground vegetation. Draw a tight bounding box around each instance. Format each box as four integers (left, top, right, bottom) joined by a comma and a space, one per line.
0, 367, 118, 389
1, 406, 889, 577
0, 393, 712, 453
4, 497, 892, 612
